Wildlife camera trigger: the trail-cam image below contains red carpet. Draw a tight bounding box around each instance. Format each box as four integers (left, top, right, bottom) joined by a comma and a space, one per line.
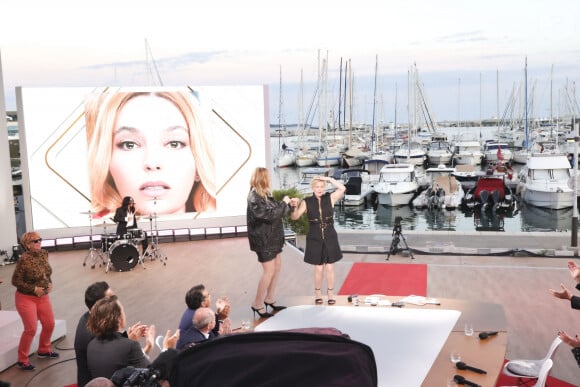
339, 262, 427, 296
495, 359, 575, 387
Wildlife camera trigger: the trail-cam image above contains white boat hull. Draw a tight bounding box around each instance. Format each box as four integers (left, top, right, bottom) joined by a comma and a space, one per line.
342, 186, 375, 206
295, 154, 317, 167
453, 153, 483, 166
520, 188, 574, 209
277, 154, 296, 168
427, 152, 452, 165
376, 190, 415, 206
394, 154, 426, 166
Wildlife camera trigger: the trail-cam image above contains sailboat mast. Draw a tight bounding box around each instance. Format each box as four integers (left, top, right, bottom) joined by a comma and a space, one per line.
338, 57, 343, 131
550, 64, 554, 139
457, 77, 461, 128
394, 83, 398, 140
349, 59, 353, 145
496, 69, 500, 142
278, 65, 283, 151
525, 57, 529, 150
371, 54, 378, 153
343, 59, 348, 133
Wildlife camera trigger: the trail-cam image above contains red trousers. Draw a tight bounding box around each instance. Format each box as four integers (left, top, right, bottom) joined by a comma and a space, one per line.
14, 291, 55, 363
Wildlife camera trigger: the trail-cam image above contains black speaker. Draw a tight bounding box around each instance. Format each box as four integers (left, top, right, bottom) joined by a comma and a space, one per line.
10, 245, 22, 262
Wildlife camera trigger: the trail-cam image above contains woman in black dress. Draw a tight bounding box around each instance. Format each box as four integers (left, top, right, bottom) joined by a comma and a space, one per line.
291, 175, 345, 305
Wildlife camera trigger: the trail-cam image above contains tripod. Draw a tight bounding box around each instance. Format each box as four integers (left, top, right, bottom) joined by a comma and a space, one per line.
143, 199, 167, 266
386, 217, 414, 260
82, 210, 106, 269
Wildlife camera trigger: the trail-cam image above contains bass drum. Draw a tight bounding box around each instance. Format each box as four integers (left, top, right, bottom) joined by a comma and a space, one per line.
109, 240, 139, 271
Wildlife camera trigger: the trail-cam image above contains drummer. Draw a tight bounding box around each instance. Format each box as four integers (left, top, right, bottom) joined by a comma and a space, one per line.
113, 197, 148, 254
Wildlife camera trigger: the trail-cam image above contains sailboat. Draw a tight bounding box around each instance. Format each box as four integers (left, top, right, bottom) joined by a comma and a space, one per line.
294, 69, 317, 167
315, 54, 342, 167
275, 66, 296, 168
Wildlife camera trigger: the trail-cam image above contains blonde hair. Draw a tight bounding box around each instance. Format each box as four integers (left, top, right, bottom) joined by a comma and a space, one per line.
250, 167, 271, 199
20, 231, 41, 250
310, 176, 327, 189
85, 89, 216, 214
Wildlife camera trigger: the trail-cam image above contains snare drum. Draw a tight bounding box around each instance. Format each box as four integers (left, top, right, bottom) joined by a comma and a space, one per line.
109, 240, 139, 271
126, 228, 144, 240
101, 234, 118, 253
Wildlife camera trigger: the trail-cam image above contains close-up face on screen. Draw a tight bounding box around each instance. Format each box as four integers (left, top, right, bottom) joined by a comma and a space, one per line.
18, 85, 267, 231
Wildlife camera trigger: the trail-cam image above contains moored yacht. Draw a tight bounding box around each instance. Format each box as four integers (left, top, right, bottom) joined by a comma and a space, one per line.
374, 164, 419, 206
516, 153, 574, 209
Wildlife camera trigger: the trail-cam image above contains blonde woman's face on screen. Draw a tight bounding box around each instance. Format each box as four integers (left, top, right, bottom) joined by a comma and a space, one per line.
109, 95, 197, 215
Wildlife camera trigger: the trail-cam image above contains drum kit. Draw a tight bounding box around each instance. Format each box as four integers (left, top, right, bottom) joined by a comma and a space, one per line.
82, 200, 167, 272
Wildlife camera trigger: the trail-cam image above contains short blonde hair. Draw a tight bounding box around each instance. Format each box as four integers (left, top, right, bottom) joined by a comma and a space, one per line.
20, 231, 41, 250
310, 176, 327, 189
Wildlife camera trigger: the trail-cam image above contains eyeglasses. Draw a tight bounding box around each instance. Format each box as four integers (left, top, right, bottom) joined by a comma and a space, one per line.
32, 239, 42, 243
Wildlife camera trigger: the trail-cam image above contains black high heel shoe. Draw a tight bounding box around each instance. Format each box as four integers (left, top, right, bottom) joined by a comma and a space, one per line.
315, 288, 323, 305
251, 306, 273, 318
264, 301, 287, 312
327, 288, 336, 305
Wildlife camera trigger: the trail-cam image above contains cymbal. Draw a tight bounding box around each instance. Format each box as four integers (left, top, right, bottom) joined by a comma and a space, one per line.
137, 214, 159, 220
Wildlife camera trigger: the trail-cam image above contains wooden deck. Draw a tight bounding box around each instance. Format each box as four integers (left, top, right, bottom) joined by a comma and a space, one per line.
0, 236, 578, 386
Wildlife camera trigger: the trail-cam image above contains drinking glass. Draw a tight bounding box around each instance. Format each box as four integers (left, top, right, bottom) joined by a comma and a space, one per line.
450, 351, 461, 363
464, 322, 474, 336
241, 319, 252, 332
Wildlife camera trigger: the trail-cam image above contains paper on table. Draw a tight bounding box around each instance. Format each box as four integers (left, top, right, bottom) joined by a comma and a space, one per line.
399, 295, 440, 306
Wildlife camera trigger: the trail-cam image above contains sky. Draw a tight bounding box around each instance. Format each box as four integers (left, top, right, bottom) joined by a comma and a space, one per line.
1, 0, 579, 124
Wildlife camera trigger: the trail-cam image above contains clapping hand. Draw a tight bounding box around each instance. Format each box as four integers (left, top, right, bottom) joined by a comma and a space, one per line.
163, 329, 180, 350
549, 284, 572, 300
127, 321, 148, 340
216, 296, 231, 319
568, 261, 580, 283
558, 330, 580, 347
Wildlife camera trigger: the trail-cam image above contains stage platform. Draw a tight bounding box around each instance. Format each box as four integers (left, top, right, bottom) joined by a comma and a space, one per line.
0, 311, 67, 372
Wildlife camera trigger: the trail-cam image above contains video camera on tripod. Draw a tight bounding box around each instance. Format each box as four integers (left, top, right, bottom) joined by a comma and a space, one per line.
392, 216, 403, 235
111, 366, 162, 387
386, 216, 414, 260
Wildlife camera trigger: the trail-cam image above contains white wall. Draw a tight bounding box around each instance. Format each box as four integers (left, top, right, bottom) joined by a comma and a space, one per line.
0, 51, 18, 252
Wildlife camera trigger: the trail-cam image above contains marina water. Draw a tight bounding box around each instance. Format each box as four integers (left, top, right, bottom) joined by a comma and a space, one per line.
270, 126, 574, 233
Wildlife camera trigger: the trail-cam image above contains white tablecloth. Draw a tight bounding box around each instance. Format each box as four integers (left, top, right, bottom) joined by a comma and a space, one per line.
255, 305, 460, 387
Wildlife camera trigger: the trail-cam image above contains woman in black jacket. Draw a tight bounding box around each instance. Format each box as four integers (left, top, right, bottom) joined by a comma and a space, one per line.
246, 167, 294, 318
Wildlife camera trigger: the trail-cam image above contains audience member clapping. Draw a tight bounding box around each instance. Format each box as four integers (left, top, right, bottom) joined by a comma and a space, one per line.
176, 284, 231, 350
86, 295, 179, 379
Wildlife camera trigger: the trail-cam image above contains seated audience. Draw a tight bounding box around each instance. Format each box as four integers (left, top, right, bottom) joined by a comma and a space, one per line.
75, 282, 115, 387
178, 307, 225, 349
176, 284, 231, 350
86, 295, 179, 379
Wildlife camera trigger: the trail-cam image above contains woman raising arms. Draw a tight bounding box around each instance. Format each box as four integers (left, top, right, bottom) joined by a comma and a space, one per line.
291, 176, 345, 305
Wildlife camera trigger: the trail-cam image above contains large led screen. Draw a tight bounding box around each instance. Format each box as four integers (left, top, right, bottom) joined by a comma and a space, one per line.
18, 86, 268, 231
